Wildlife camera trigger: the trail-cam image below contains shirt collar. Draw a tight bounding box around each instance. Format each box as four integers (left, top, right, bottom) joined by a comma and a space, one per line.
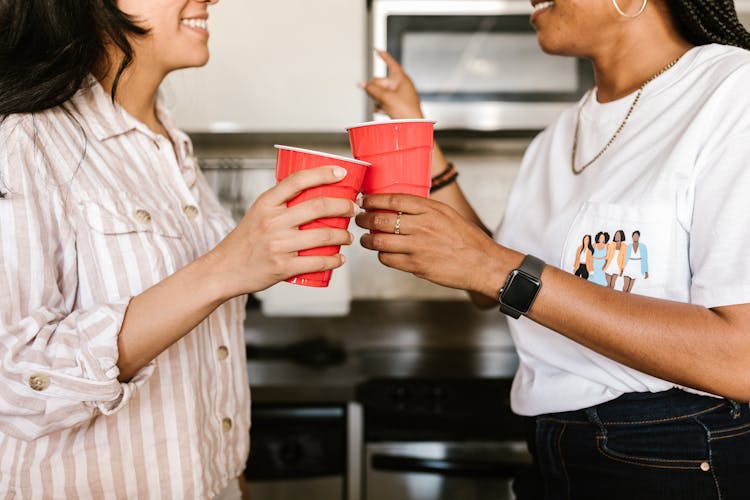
68, 76, 199, 188
71, 76, 138, 141
155, 100, 198, 187
71, 76, 192, 151
156, 100, 194, 160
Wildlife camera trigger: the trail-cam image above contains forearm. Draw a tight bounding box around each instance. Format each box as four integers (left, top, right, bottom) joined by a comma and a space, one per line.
475, 247, 750, 400
428, 144, 495, 307
115, 167, 358, 380
434, 176, 495, 307
428, 144, 489, 234
117, 251, 228, 381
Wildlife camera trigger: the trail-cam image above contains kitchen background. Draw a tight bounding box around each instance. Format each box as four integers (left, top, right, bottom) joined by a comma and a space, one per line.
159, 2, 750, 499
162, 0, 530, 305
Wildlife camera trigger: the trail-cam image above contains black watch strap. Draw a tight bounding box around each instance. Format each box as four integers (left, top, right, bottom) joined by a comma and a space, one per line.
518, 254, 546, 279
499, 255, 546, 319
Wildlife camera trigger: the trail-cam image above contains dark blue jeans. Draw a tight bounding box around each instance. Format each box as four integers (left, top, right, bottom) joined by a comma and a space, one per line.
513, 389, 750, 500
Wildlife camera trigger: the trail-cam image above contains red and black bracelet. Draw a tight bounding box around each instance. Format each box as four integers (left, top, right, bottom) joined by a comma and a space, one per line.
430, 162, 459, 193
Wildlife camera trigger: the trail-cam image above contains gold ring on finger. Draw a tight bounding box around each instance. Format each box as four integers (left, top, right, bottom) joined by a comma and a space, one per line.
394, 211, 402, 235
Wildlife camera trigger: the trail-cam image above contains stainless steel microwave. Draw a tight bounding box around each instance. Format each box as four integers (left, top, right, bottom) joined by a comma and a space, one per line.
371, 0, 595, 131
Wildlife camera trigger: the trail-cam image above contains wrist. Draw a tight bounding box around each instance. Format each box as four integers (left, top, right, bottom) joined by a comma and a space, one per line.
475, 244, 524, 300
430, 163, 459, 194
430, 158, 449, 178
497, 254, 546, 319
392, 107, 424, 121
193, 249, 236, 305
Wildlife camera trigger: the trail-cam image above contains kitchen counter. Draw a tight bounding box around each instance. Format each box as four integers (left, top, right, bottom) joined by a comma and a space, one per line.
190, 131, 533, 159
244, 299, 519, 403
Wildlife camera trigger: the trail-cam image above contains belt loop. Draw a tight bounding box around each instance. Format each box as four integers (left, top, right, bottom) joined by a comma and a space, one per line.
585, 406, 606, 434
728, 400, 742, 419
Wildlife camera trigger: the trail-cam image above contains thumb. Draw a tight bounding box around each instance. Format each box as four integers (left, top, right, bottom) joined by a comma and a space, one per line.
362, 80, 390, 102
372, 77, 398, 91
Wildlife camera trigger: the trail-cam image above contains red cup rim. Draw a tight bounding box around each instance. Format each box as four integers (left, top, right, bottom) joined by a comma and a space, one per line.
345, 118, 437, 131
274, 145, 371, 167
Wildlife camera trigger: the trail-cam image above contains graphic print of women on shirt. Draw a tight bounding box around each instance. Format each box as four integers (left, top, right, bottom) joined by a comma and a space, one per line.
573, 234, 594, 279
622, 230, 649, 293
604, 229, 627, 289
575, 230, 649, 293
589, 232, 609, 286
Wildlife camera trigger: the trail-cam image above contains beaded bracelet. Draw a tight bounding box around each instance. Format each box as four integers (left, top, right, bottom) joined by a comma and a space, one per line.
430, 162, 459, 193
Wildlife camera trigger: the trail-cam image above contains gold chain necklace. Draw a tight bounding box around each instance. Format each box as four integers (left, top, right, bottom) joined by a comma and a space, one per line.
571, 56, 682, 175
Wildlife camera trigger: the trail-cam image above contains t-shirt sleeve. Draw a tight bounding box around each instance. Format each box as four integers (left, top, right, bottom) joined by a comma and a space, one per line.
689, 132, 750, 308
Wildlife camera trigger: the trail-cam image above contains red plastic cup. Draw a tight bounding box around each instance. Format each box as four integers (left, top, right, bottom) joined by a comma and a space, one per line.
275, 145, 369, 288
346, 119, 435, 197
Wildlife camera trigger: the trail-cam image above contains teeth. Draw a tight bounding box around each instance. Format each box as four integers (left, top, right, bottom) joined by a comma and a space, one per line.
181, 18, 208, 30
532, 1, 554, 13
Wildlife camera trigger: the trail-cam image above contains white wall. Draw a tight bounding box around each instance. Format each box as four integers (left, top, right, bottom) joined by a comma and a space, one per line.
162, 0, 368, 133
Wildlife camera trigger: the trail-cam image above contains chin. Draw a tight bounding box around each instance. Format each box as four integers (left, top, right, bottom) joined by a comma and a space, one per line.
535, 32, 561, 55
177, 53, 211, 70
535, 33, 580, 58
191, 56, 211, 68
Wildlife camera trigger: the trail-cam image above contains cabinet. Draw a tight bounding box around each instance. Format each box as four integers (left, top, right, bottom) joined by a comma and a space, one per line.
163, 0, 368, 132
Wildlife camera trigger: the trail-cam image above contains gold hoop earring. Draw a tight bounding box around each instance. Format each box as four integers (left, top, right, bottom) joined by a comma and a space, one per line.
612, 0, 648, 18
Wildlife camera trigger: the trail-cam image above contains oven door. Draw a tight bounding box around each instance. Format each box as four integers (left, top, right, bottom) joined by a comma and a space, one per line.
245, 405, 347, 500
365, 441, 530, 500
372, 0, 594, 131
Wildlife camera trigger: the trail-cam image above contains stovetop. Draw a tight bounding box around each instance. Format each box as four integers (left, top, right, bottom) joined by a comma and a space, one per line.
244, 300, 519, 403
244, 299, 514, 351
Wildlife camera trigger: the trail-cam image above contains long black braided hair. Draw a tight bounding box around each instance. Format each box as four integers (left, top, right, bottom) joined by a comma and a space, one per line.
0, 0, 148, 117
666, 0, 750, 50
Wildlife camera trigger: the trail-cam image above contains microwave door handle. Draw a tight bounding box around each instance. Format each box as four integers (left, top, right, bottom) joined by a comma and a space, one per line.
370, 453, 525, 480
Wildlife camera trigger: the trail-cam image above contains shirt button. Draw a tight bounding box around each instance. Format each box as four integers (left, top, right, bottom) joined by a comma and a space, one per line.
700, 462, 711, 472
29, 374, 50, 391
183, 205, 199, 219
217, 345, 229, 361
133, 209, 152, 225
222, 417, 233, 432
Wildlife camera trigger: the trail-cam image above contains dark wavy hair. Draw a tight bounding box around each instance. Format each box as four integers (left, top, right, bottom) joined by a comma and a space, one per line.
0, 0, 148, 116
666, 0, 750, 50
582, 234, 594, 253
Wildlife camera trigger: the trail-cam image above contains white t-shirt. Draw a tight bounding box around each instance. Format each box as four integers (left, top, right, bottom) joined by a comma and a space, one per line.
496, 44, 750, 416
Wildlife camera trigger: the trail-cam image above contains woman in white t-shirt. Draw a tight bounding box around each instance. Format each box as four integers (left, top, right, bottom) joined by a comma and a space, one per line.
356, 0, 750, 498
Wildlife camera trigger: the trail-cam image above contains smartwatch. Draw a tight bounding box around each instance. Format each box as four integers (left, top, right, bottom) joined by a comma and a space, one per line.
498, 255, 545, 319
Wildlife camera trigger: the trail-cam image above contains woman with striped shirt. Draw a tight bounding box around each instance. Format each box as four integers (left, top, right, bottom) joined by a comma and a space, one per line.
0, 0, 356, 498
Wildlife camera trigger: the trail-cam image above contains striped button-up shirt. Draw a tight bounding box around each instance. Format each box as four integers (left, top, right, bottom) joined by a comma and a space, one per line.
0, 78, 250, 498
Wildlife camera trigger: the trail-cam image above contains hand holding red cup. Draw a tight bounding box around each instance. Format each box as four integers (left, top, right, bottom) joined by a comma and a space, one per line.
347, 119, 435, 234
275, 145, 369, 287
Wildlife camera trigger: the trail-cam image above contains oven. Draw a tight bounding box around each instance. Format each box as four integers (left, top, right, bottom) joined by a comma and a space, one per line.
241, 300, 525, 500
357, 377, 531, 500
244, 404, 349, 500
371, 0, 594, 131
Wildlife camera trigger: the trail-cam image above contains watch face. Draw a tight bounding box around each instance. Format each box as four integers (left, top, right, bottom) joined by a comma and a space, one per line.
501, 271, 541, 313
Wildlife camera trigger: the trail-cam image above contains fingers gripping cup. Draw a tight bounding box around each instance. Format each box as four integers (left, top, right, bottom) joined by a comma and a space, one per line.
274, 145, 369, 288
346, 119, 435, 197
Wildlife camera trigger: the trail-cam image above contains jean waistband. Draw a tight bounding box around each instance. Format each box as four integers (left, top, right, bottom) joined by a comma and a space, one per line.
539, 388, 740, 425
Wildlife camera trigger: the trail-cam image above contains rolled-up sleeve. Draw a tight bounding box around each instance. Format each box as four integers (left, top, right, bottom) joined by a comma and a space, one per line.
0, 119, 154, 441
